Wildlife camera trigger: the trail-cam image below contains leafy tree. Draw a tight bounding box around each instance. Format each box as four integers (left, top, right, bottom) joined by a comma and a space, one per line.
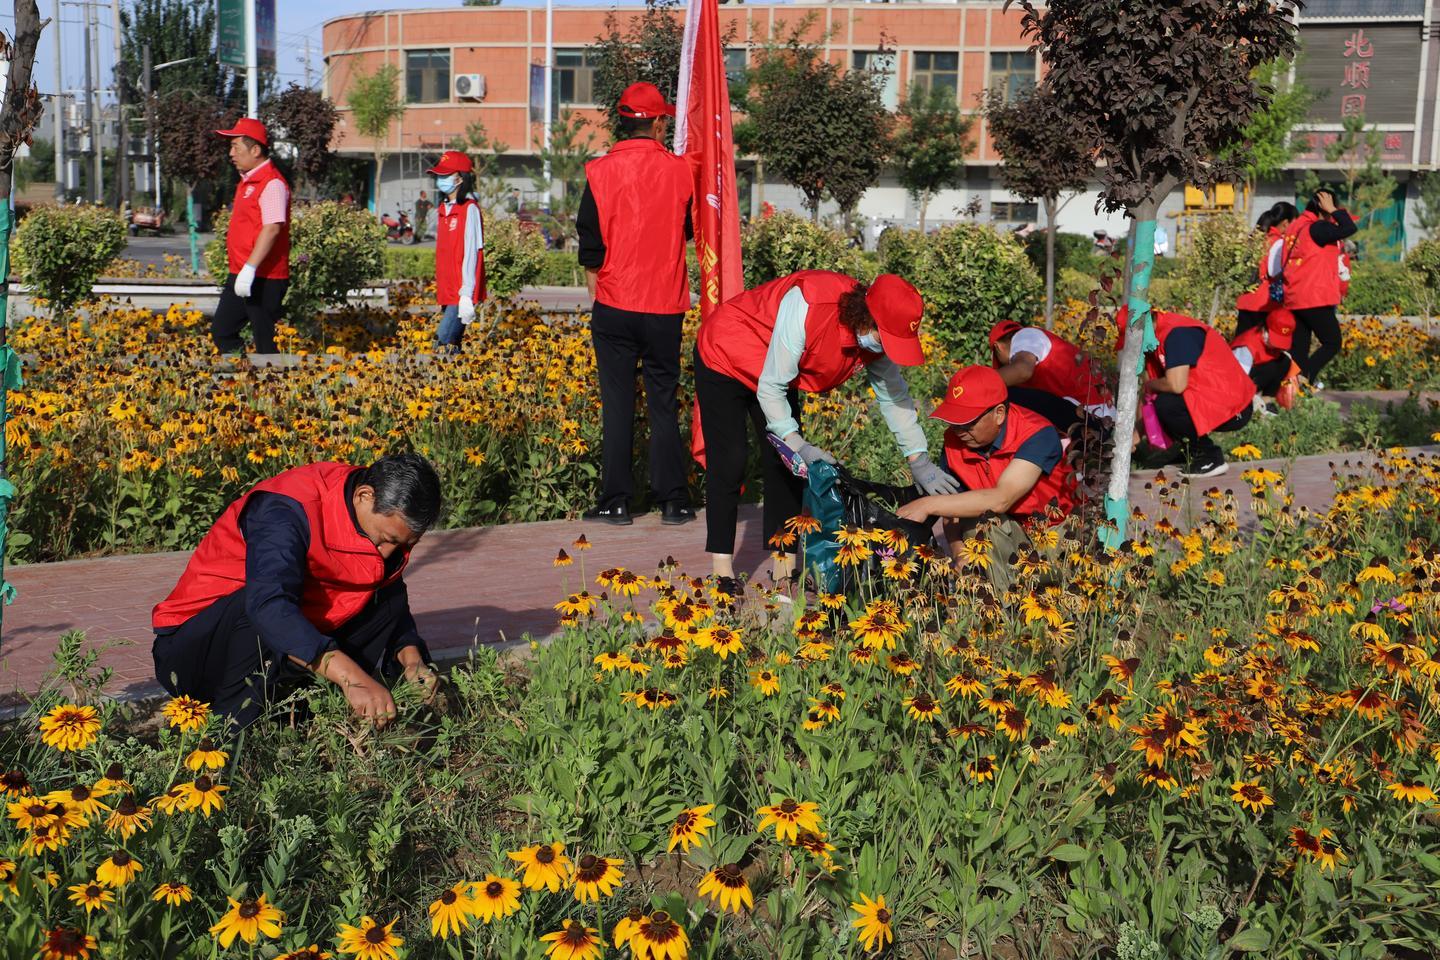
982, 85, 1091, 327
1298, 114, 1400, 259
891, 83, 972, 232
1217, 58, 1313, 206
745, 30, 891, 220
346, 64, 405, 214
1412, 170, 1440, 238
532, 110, 597, 248
1013, 0, 1299, 545
447, 119, 512, 216
155, 90, 232, 205
118, 0, 243, 108
259, 83, 339, 196
1176, 213, 1268, 323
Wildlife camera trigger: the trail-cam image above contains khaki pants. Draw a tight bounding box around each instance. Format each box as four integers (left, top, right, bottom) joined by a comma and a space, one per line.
942, 513, 1031, 596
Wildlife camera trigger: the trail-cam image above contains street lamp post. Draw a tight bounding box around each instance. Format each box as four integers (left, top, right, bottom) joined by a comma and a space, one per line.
146, 51, 201, 272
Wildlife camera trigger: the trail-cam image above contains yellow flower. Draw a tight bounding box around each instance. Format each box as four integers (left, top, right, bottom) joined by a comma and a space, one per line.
851, 893, 894, 953
668, 804, 716, 853
967, 755, 997, 783
67, 882, 114, 914
508, 842, 572, 892
1230, 780, 1274, 815
38, 705, 101, 752
698, 863, 753, 913
571, 854, 623, 903
151, 882, 193, 907
95, 851, 143, 887
278, 947, 333, 960
210, 895, 284, 948
541, 920, 603, 960
180, 776, 228, 817
160, 696, 210, 732
757, 798, 822, 843
625, 911, 689, 960
469, 874, 521, 924
335, 916, 403, 960
183, 738, 229, 771
750, 669, 780, 697
1230, 443, 1262, 460
428, 882, 476, 940
38, 927, 98, 960
1386, 780, 1437, 804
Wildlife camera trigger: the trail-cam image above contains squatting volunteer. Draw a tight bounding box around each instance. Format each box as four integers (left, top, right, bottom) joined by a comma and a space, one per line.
576, 81, 695, 527
695, 269, 953, 580
1281, 189, 1357, 387
897, 365, 1077, 591
426, 151, 486, 353
211, 118, 290, 355
1119, 308, 1256, 479
987, 320, 1114, 432
151, 453, 443, 730
1234, 201, 1297, 337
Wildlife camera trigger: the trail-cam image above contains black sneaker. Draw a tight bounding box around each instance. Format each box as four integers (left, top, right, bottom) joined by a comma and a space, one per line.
582, 503, 633, 525
1180, 453, 1228, 479
661, 502, 697, 525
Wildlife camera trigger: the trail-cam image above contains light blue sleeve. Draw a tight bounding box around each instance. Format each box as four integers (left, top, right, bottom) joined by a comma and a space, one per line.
757, 286, 809, 439
865, 355, 929, 458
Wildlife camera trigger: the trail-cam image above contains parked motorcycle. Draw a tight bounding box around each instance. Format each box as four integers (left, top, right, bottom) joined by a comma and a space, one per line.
382, 210, 416, 244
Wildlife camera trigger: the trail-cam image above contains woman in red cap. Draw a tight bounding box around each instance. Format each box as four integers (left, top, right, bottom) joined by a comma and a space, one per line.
695, 269, 951, 581
426, 150, 485, 353
987, 319, 1114, 432
896, 365, 1076, 591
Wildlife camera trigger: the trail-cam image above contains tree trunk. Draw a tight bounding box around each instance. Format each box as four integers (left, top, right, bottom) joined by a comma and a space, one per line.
1044, 195, 1057, 329
1207, 285, 1221, 327
1100, 211, 1155, 551
918, 192, 929, 234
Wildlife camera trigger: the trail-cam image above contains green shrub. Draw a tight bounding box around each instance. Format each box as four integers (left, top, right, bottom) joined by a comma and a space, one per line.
484, 218, 548, 299
1057, 266, 1098, 304
1023, 231, 1102, 276
535, 250, 583, 287
1175, 213, 1267, 321
202, 208, 229, 284
383, 247, 435, 281
741, 212, 863, 287
1343, 260, 1423, 316
13, 204, 128, 315
878, 223, 1043, 362
1402, 238, 1440, 318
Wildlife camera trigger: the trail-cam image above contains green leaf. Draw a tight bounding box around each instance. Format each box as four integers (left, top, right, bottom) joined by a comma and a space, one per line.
1048, 843, 1090, 864
1227, 928, 1271, 952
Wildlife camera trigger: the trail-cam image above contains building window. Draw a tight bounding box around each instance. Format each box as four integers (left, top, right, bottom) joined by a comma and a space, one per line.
854, 50, 899, 110
989, 51, 1037, 102
554, 48, 599, 108
724, 47, 748, 85
911, 51, 959, 98
406, 49, 451, 104
992, 201, 1038, 223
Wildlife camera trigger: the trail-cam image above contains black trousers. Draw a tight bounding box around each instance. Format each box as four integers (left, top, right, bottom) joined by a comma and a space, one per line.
1234, 309, 1269, 339
1250, 358, 1290, 398
694, 349, 805, 556
590, 300, 689, 509
212, 273, 288, 355
152, 581, 413, 731
1289, 305, 1341, 383
1152, 392, 1252, 462
1008, 386, 1079, 432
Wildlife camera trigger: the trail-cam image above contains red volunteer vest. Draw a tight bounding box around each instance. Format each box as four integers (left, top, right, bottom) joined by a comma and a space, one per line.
1146, 312, 1256, 436
152, 463, 407, 633
585, 138, 692, 314
226, 160, 291, 279
1281, 211, 1342, 310
697, 270, 875, 393
1235, 227, 1283, 313
435, 200, 486, 305
942, 404, 1076, 520
1010, 328, 1112, 407
1230, 325, 1285, 368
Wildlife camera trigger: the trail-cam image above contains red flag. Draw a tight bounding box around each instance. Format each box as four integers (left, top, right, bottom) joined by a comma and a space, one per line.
675, 0, 743, 464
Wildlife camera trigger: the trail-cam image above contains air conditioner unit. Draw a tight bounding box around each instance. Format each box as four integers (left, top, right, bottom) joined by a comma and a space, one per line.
454, 74, 486, 101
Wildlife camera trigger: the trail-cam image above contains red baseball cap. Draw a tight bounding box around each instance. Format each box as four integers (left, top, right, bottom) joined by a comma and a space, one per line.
988, 319, 1023, 347
426, 150, 474, 175
865, 274, 925, 366
618, 82, 676, 119
931, 365, 1008, 425
215, 117, 268, 147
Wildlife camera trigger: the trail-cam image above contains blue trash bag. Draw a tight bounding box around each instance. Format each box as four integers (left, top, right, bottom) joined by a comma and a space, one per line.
801, 462, 937, 594
801, 461, 846, 594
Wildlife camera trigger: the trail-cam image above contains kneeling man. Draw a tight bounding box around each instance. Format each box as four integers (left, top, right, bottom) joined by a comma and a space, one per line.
152, 453, 443, 729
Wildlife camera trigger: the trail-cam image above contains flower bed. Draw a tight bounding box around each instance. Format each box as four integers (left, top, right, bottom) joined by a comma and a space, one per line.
4, 457, 1440, 957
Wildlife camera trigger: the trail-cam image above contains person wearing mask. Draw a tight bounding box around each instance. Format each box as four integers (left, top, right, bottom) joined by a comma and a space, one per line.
1119, 307, 1257, 478
211, 118, 291, 355
426, 151, 485, 354
895, 365, 1076, 593
695, 270, 948, 581
1281, 189, 1356, 387
151, 453, 444, 730
1234, 201, 1298, 338
576, 82, 695, 527
987, 319, 1115, 433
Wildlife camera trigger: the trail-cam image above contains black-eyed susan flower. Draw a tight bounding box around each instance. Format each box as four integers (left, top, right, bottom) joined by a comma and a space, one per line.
572, 534, 591, 551
1137, 764, 1178, 792
944, 673, 984, 699
91, 763, 131, 796
904, 694, 941, 722
698, 863, 753, 913
277, 947, 332, 960
707, 685, 729, 701
184, 738, 229, 772
210, 895, 284, 948
757, 798, 821, 843
508, 842, 572, 892
997, 707, 1030, 741
38, 705, 101, 752
818, 592, 846, 610
160, 696, 210, 733
469, 874, 521, 923
428, 882, 476, 939
613, 906, 646, 948
887, 654, 920, 676
554, 549, 573, 567
750, 669, 780, 697
668, 804, 716, 853
95, 850, 143, 887
851, 893, 894, 953
554, 592, 598, 617
571, 854, 623, 902
44, 784, 107, 823
1386, 780, 1437, 804
541, 920, 603, 960
0, 769, 31, 797
698, 626, 744, 660
7, 797, 59, 830
152, 785, 188, 816
67, 882, 114, 914
180, 776, 227, 817
20, 823, 69, 856
38, 927, 97, 960
967, 755, 997, 783
626, 911, 689, 960
335, 916, 402, 960
151, 882, 193, 907
1230, 780, 1273, 815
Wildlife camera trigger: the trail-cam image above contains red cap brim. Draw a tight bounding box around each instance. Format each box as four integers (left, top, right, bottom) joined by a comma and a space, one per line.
930, 398, 997, 425
882, 332, 925, 367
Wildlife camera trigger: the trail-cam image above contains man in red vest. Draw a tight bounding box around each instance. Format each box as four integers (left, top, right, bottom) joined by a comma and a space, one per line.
576, 82, 695, 527
211, 118, 291, 355
988, 319, 1115, 432
151, 453, 442, 730
895, 365, 1076, 592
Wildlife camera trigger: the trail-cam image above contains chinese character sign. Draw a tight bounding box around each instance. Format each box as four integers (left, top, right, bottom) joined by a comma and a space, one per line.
1295, 24, 1422, 126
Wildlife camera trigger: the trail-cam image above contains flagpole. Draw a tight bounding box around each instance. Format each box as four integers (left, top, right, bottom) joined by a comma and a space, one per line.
542, 0, 553, 193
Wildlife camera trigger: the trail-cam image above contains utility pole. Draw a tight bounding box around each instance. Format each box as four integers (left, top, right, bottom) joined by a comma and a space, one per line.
245, 0, 258, 116
543, 0, 553, 192
143, 43, 156, 208
111, 0, 127, 208
52, 0, 64, 201
83, 0, 100, 202
303, 36, 313, 88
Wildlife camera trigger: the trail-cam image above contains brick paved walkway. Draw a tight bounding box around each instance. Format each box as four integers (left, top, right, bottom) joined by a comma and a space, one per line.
0, 447, 1429, 708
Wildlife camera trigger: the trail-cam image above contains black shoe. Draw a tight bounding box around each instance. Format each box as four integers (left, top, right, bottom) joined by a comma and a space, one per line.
583, 503, 633, 525
661, 502, 697, 525
1180, 453, 1228, 479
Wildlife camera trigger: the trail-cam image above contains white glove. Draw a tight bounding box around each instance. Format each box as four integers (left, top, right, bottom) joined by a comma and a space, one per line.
794, 440, 836, 466
234, 264, 256, 299
458, 296, 476, 324
909, 452, 961, 496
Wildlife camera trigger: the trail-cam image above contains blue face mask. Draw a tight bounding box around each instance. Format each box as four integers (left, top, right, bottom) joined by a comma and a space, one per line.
436, 175, 460, 195
858, 331, 883, 353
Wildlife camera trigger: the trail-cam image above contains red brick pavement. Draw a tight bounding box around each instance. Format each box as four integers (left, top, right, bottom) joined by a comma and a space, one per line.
1, 448, 1429, 706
